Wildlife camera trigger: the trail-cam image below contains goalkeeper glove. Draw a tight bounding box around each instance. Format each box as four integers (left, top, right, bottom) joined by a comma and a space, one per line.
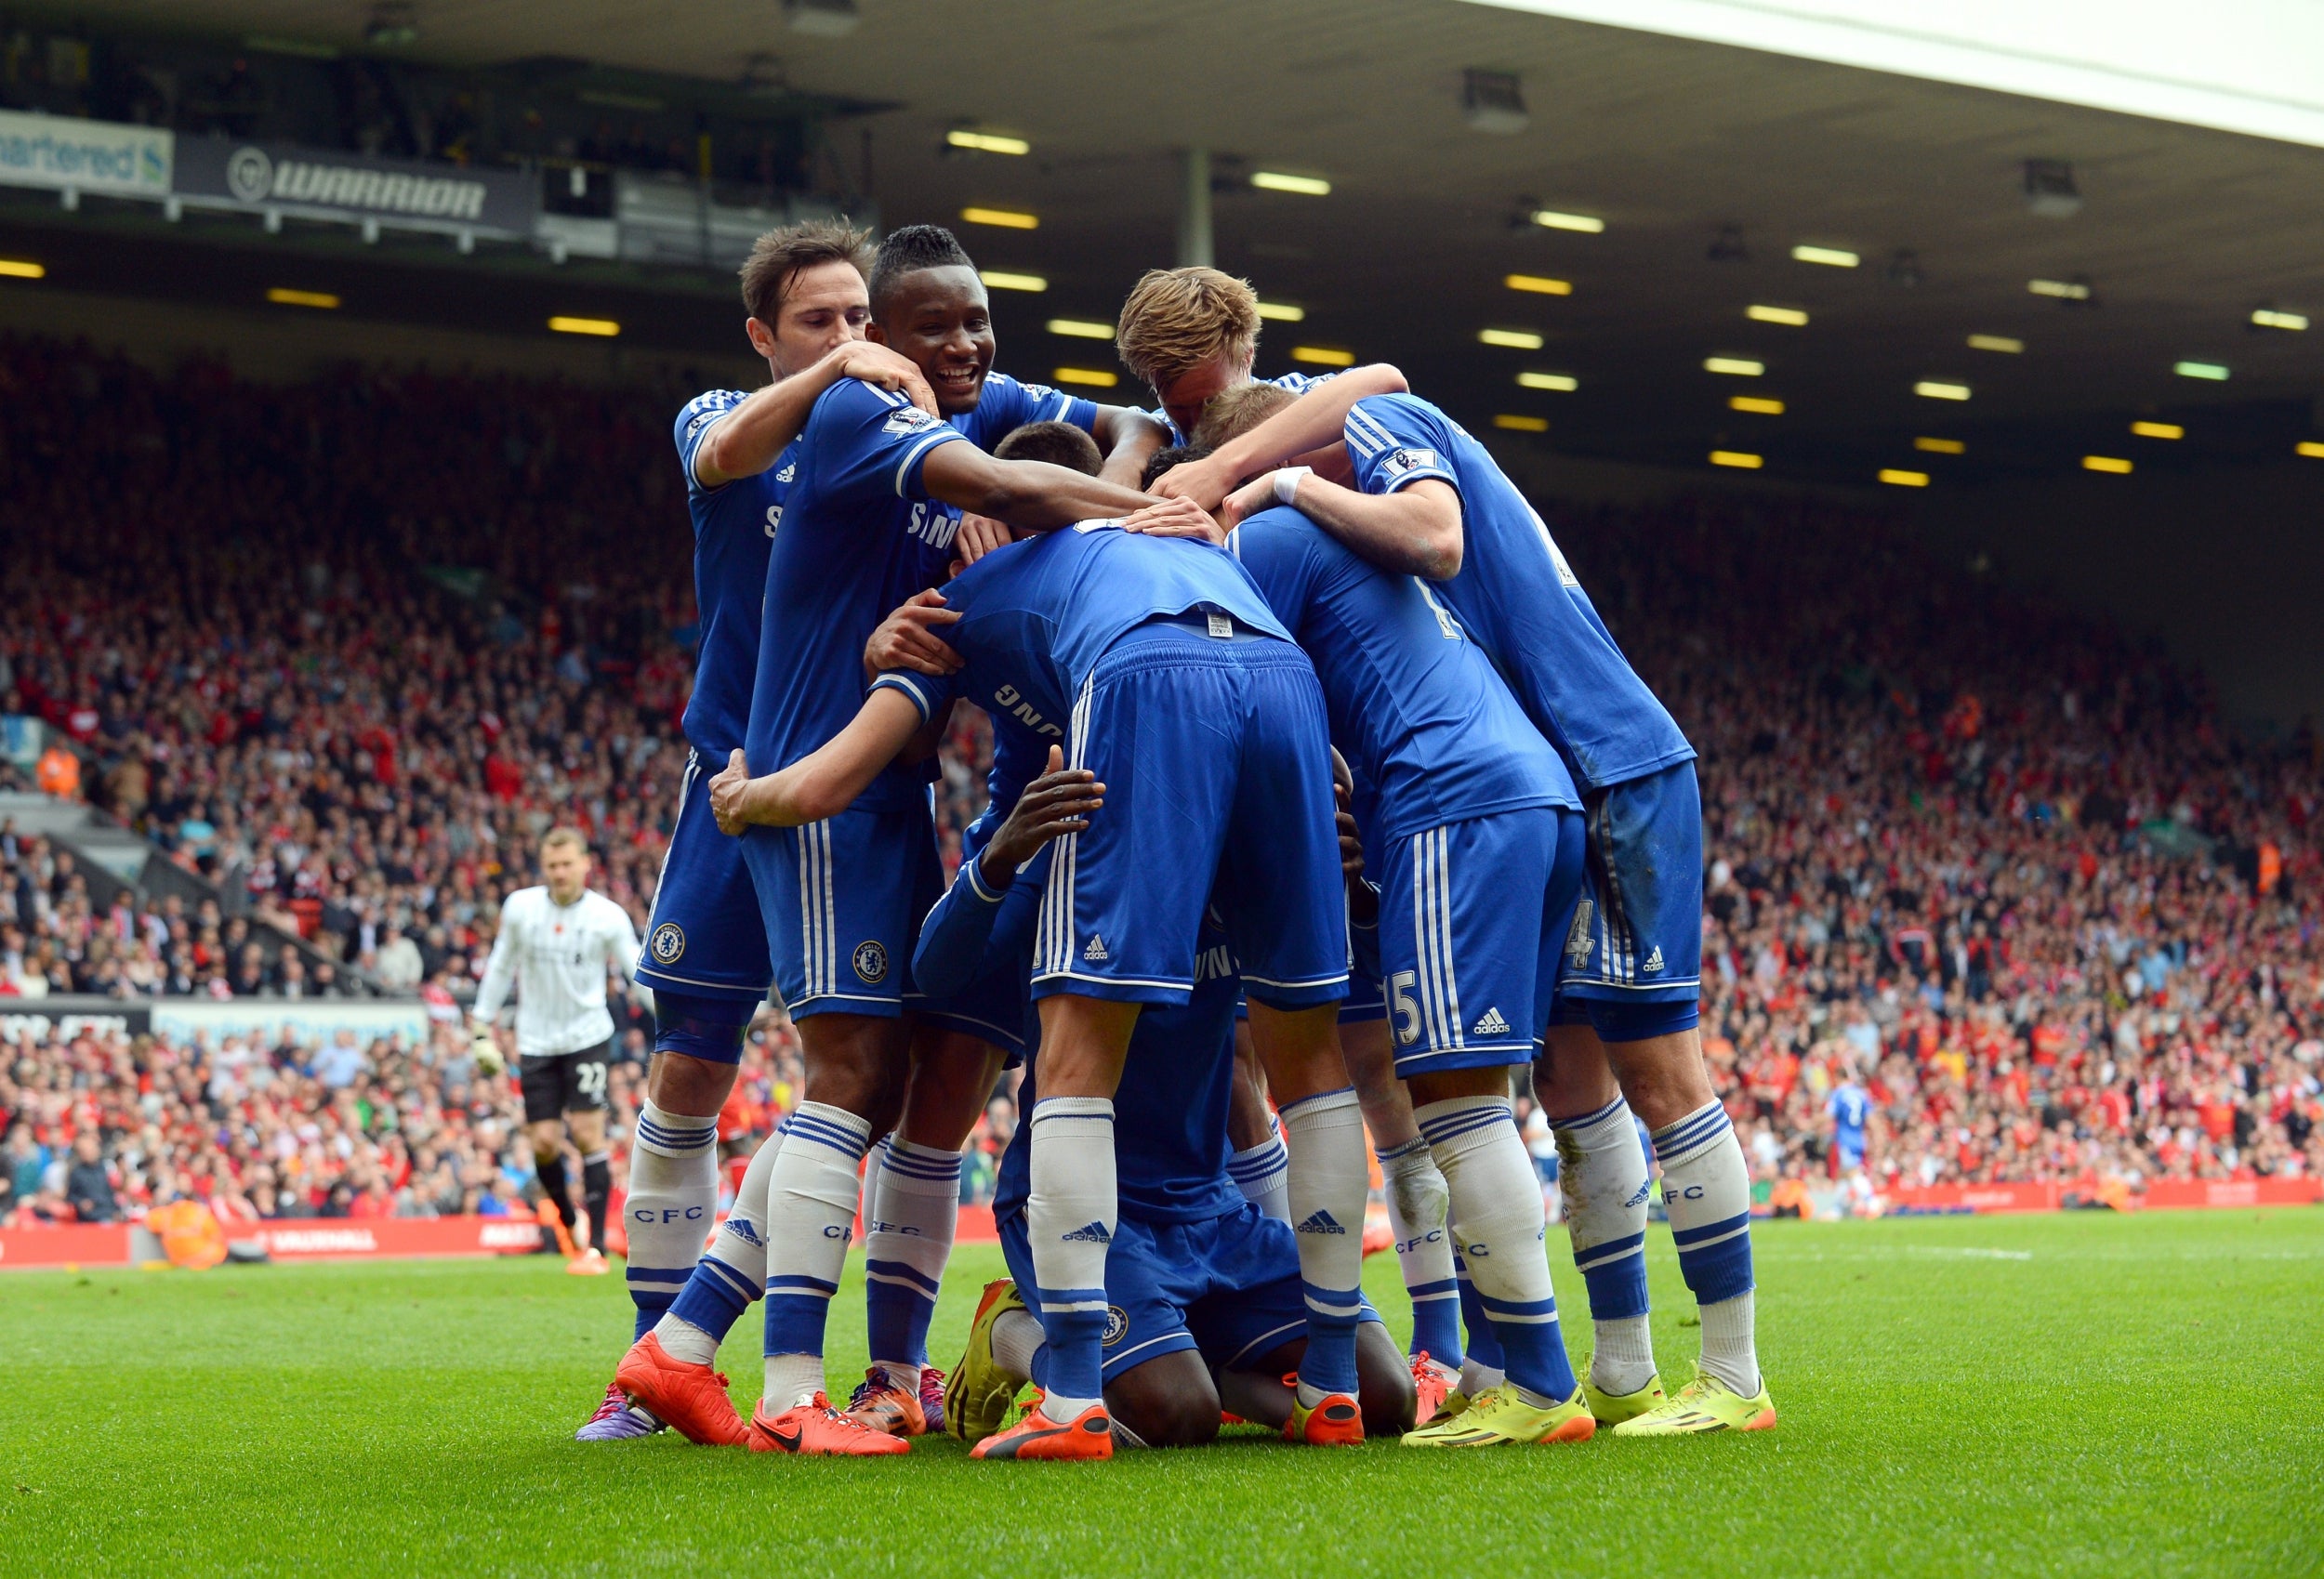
469, 1025, 505, 1075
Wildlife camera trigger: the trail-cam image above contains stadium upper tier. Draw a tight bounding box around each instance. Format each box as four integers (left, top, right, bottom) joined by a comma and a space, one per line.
0, 335, 2317, 1208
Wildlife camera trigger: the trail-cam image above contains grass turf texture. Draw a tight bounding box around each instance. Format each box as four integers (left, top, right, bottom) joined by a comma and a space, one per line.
3, 1211, 2319, 1577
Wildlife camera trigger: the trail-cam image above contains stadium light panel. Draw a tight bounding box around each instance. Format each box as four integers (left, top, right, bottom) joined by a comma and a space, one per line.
1879, 468, 1930, 487
960, 206, 1038, 230
2131, 421, 2184, 440
1790, 244, 1858, 268
1532, 210, 1604, 233
1046, 318, 1114, 339
1704, 356, 1763, 376
1968, 334, 2024, 353
1517, 371, 1578, 391
1505, 274, 1573, 296
1480, 328, 1545, 349
1914, 437, 1966, 454
267, 287, 339, 309
2082, 454, 2133, 474
1709, 450, 1763, 468
979, 270, 1048, 293
1053, 367, 1118, 388
2298, 441, 2324, 459
2028, 278, 2093, 300
1251, 171, 1331, 196
2251, 309, 2308, 331
1493, 414, 1550, 432
1255, 301, 1305, 322
548, 316, 620, 336
1291, 346, 1355, 367
946, 129, 1030, 156
1746, 305, 1808, 326
1915, 380, 1971, 401
2173, 361, 2229, 380
1729, 395, 1784, 414
0, 259, 46, 279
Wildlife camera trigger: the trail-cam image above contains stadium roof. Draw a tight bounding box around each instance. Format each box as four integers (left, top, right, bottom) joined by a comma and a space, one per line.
46, 0, 2324, 485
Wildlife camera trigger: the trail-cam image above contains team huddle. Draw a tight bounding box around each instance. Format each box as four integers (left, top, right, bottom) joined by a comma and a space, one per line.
484, 217, 1774, 1458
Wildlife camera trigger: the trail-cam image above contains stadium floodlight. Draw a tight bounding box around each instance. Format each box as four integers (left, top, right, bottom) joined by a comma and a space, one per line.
363, 3, 417, 46
1968, 334, 2024, 353
1052, 367, 1117, 388
1046, 319, 1113, 340
2083, 454, 2133, 473
1480, 328, 1544, 349
1747, 305, 1807, 326
1790, 243, 1858, 268
2131, 421, 2184, 440
960, 206, 1037, 230
1704, 356, 1763, 376
2028, 277, 2093, 301
1915, 437, 1966, 454
1505, 274, 1572, 296
0, 258, 46, 279
1255, 301, 1305, 322
1729, 395, 1784, 414
267, 288, 339, 309
2251, 308, 2308, 331
1251, 171, 1331, 196
1879, 468, 1930, 487
1915, 380, 1971, 401
1493, 414, 1550, 431
1532, 209, 1604, 233
2173, 361, 2229, 380
1462, 70, 1529, 134
979, 270, 1047, 292
2298, 441, 2324, 458
548, 316, 620, 337
786, 0, 861, 37
1709, 450, 1763, 468
946, 128, 1030, 156
1292, 346, 1355, 367
1517, 371, 1578, 391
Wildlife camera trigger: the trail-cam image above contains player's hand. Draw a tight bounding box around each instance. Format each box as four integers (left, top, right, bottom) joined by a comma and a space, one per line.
1117, 494, 1226, 546
834, 341, 938, 415
865, 588, 963, 677
954, 512, 1014, 570
1333, 778, 1366, 881
468, 1024, 505, 1076
1150, 453, 1232, 512
983, 745, 1104, 875
709, 748, 753, 835
1220, 473, 1278, 530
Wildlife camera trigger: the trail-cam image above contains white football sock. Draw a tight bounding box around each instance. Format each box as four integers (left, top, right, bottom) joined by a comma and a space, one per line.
1279, 1086, 1367, 1407
991, 1307, 1044, 1381
1025, 1096, 1116, 1419
1418, 1094, 1573, 1407
1591, 1316, 1657, 1396
759, 1101, 871, 1408
1226, 1114, 1292, 1223
1550, 1095, 1657, 1394
1652, 1099, 1761, 1396
1698, 1290, 1760, 1397
653, 1125, 775, 1365
1376, 1135, 1459, 1361
863, 1137, 962, 1391
624, 1100, 720, 1337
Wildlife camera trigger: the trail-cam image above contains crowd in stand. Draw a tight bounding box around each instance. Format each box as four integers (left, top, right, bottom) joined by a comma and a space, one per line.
3, 336, 2320, 1230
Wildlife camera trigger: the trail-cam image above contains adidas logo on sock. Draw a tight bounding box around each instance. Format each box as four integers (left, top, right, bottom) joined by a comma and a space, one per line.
1623, 1181, 1652, 1209
724, 1217, 764, 1247
1472, 1007, 1511, 1036
1061, 1221, 1113, 1244
1295, 1210, 1346, 1235
1083, 934, 1110, 962
1642, 946, 1665, 974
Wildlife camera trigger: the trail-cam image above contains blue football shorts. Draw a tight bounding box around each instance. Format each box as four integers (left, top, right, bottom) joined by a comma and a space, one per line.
635, 750, 776, 1008
741, 796, 942, 1020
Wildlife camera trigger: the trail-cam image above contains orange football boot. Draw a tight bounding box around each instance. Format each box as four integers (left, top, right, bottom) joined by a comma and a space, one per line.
971, 1399, 1114, 1461
614, 1333, 747, 1446
1284, 1379, 1366, 1446
748, 1391, 911, 1455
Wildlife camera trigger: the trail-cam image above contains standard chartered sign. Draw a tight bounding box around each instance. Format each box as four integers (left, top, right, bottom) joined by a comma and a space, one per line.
0, 109, 172, 198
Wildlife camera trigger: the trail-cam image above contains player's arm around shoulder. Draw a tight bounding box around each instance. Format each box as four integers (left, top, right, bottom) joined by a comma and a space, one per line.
1224, 459, 1463, 581
706, 687, 929, 834
691, 343, 935, 490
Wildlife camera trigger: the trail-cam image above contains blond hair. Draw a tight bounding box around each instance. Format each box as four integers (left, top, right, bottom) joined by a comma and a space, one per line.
1116, 267, 1261, 389
1191, 380, 1296, 451
539, 825, 588, 856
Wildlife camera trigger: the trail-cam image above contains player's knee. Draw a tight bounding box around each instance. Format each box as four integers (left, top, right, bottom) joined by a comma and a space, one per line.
1113, 1388, 1219, 1450
1354, 1323, 1418, 1435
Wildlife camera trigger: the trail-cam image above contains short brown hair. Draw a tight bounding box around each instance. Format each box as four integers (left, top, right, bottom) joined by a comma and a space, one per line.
739, 217, 874, 327
995, 420, 1103, 476
1192, 381, 1296, 451
1116, 267, 1261, 389
540, 826, 588, 856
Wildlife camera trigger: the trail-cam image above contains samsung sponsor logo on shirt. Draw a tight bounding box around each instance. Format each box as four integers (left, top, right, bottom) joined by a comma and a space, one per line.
173, 137, 537, 235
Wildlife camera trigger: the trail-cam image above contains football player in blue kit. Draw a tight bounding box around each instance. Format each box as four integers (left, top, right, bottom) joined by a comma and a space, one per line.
698, 225, 1184, 1456
1177, 389, 1775, 1437
584, 219, 934, 1442
904, 743, 1414, 1452
711, 517, 1367, 1460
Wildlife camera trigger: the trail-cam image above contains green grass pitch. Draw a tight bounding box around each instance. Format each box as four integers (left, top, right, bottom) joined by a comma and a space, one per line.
3, 1210, 2319, 1577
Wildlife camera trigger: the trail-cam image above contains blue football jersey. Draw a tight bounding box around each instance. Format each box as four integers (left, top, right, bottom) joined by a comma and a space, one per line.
1230, 504, 1575, 843
868, 521, 1290, 752
1151, 370, 1323, 446
1342, 393, 1695, 792
745, 372, 1095, 810
673, 390, 787, 759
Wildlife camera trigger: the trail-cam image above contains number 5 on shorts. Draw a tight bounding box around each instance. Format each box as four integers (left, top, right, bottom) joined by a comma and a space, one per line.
1388, 970, 1421, 1048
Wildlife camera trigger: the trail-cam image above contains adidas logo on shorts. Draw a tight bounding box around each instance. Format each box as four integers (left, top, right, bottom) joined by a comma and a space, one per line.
1642, 946, 1666, 975
1061, 1221, 1113, 1244
1472, 1007, 1511, 1036
1295, 1210, 1347, 1235
1083, 934, 1110, 962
